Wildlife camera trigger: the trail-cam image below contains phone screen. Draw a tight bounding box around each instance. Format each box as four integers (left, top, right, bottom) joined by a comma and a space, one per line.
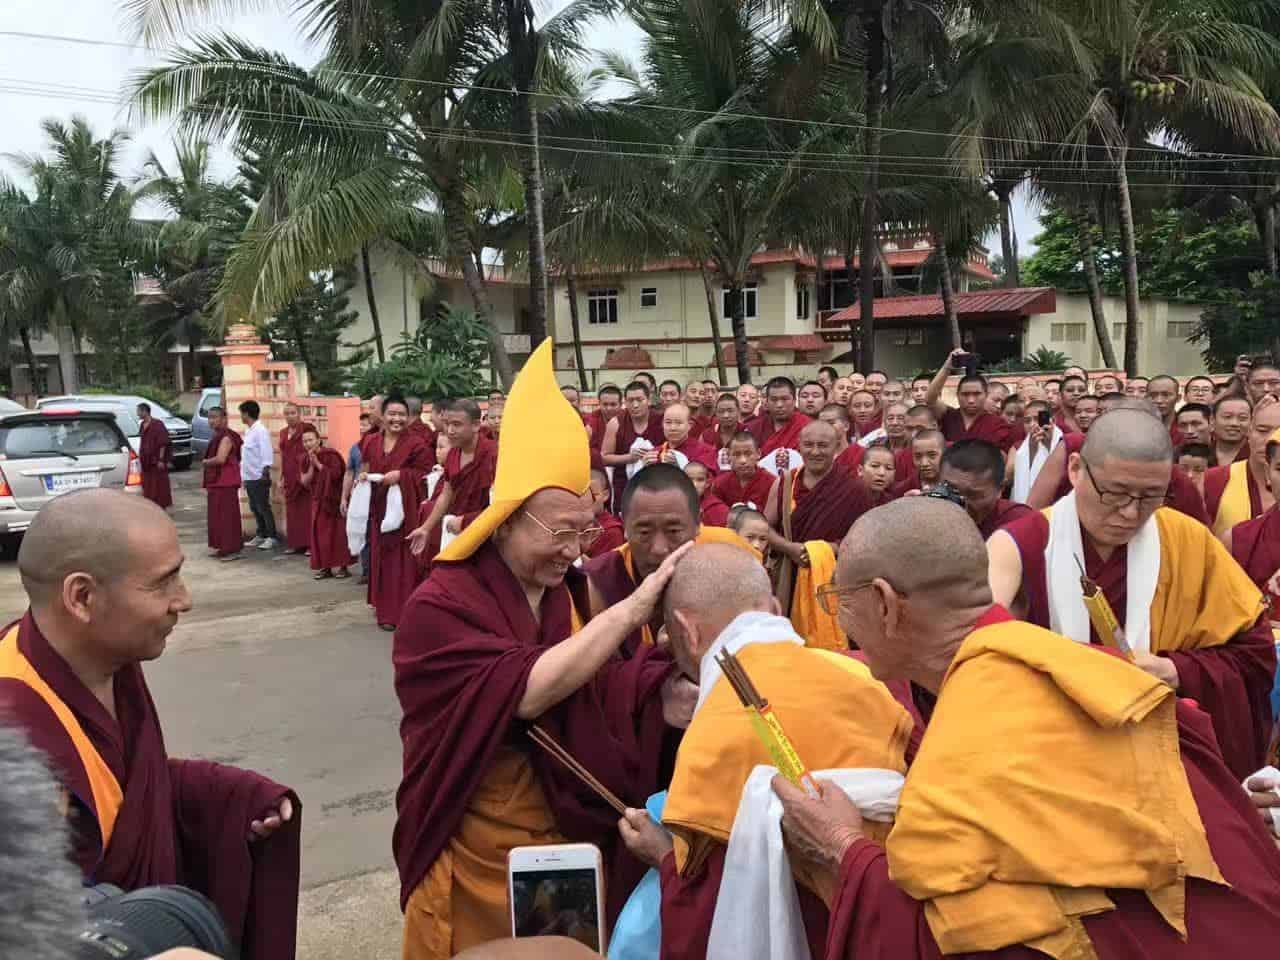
511, 868, 601, 950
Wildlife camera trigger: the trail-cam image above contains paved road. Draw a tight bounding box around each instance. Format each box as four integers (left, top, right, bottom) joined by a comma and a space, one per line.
0, 470, 404, 958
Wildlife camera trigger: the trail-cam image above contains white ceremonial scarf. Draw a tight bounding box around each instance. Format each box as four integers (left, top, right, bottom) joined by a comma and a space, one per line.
856, 427, 887, 447
707, 766, 904, 960
1011, 426, 1063, 503
1045, 491, 1160, 654
694, 611, 803, 715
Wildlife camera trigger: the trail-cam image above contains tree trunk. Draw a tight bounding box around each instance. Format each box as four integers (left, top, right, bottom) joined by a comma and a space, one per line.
518, 91, 549, 348
814, 243, 826, 316
442, 182, 515, 388
1263, 203, 1278, 277
728, 281, 751, 385
700, 262, 728, 385
938, 248, 961, 349
1114, 147, 1142, 376
858, 17, 885, 373
843, 249, 859, 364
565, 264, 588, 391
998, 184, 1020, 287
360, 243, 386, 363
18, 326, 37, 398
1078, 208, 1117, 370
54, 303, 78, 394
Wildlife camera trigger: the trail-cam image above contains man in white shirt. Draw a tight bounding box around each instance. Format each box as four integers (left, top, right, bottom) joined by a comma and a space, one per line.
238, 400, 278, 549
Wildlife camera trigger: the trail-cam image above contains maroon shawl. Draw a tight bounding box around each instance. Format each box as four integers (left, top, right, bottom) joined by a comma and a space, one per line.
392, 544, 674, 919
673, 437, 719, 473
138, 418, 172, 509
791, 464, 874, 544
202, 428, 242, 489
584, 548, 651, 657
712, 469, 776, 511
1002, 510, 1276, 778
611, 411, 665, 510
699, 491, 730, 527
444, 436, 499, 530
0, 613, 301, 959
306, 447, 351, 570
1230, 507, 1280, 625
585, 513, 626, 560
279, 424, 315, 502
365, 430, 431, 628
824, 699, 1280, 960
976, 499, 1034, 539
751, 413, 812, 455
940, 408, 1016, 452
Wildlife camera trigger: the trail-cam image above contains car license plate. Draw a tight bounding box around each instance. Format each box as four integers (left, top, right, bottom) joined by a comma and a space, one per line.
45, 472, 101, 495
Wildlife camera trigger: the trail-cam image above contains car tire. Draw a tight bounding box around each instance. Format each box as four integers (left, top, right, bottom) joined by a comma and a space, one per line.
173, 456, 193, 472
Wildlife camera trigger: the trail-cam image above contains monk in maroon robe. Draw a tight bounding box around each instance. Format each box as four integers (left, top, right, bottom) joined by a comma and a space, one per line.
686, 461, 730, 526
408, 399, 495, 570
278, 403, 315, 555
646, 403, 717, 473
299, 427, 352, 578
939, 439, 1034, 538
989, 410, 1275, 778
712, 432, 776, 510
1223, 440, 1280, 635
588, 385, 623, 452
749, 377, 812, 471
201, 407, 243, 560
136, 403, 172, 509
701, 392, 742, 469
0, 491, 301, 960
925, 351, 1016, 452
1204, 398, 1280, 533
361, 397, 431, 630
602, 381, 665, 512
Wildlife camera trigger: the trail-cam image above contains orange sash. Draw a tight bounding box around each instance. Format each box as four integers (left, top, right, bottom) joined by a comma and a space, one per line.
0, 625, 123, 848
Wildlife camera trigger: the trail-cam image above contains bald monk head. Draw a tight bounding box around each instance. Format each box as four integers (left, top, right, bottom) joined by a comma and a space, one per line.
817, 403, 851, 450
18, 490, 192, 671
1067, 407, 1173, 549
664, 543, 778, 680
662, 402, 693, 446
798, 420, 839, 477
836, 497, 992, 692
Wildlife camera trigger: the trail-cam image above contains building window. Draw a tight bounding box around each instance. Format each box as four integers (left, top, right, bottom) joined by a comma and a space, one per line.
1167, 320, 1196, 338
587, 289, 619, 325
1050, 322, 1086, 343
795, 283, 810, 319
722, 284, 759, 321
640, 287, 658, 308
1112, 322, 1143, 342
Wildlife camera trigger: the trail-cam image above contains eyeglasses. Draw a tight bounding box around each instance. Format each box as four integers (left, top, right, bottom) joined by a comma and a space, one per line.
1080, 459, 1166, 510
522, 510, 603, 549
816, 580, 878, 616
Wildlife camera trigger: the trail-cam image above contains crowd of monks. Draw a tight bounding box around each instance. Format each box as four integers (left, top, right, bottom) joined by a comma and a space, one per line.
12, 345, 1280, 960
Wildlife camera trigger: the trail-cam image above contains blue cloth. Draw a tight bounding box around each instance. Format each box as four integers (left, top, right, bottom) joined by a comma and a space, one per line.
1271, 644, 1279, 718
608, 792, 668, 960
347, 441, 362, 474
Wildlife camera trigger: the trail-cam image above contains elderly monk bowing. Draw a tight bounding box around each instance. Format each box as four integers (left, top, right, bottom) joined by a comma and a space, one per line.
279, 402, 316, 556
299, 426, 353, 579
749, 377, 812, 474
585, 464, 759, 658
393, 343, 698, 957
616, 544, 913, 960
774, 496, 1280, 960
988, 408, 1276, 777
0, 490, 302, 959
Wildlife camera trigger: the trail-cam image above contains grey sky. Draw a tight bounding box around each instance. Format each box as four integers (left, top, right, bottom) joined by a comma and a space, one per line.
0, 1, 1039, 256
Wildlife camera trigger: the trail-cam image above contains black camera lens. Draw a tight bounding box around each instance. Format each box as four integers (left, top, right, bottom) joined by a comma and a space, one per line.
78, 884, 234, 958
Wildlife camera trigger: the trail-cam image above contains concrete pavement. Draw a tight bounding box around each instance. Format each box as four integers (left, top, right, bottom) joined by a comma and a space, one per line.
0, 470, 404, 959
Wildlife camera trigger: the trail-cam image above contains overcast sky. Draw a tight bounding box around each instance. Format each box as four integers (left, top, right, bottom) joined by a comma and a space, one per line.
0, 0, 1039, 255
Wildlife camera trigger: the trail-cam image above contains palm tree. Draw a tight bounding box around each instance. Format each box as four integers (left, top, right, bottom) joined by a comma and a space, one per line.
0, 118, 139, 393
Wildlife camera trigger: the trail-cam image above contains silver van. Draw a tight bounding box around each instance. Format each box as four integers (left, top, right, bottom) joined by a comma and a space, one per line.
0, 410, 140, 539
191, 387, 223, 459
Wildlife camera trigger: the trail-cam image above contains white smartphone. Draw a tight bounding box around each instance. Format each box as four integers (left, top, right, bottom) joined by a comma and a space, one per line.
508, 843, 606, 952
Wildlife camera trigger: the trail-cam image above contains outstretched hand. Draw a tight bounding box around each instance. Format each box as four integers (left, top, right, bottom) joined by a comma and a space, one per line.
628, 540, 696, 620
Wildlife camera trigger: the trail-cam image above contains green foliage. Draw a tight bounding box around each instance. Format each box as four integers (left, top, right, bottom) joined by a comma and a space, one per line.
983, 348, 1072, 374
1193, 273, 1280, 372
350, 306, 490, 401
259, 266, 360, 395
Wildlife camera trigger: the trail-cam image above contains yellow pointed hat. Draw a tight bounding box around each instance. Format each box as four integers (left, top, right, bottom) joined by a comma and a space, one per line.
437, 340, 590, 561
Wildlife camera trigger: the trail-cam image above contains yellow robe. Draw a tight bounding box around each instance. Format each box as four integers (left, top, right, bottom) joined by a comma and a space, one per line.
790, 540, 846, 651
1211, 459, 1255, 537
886, 617, 1225, 960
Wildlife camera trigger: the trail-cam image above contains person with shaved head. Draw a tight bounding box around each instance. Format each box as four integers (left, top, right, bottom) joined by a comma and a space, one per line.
645, 403, 717, 473
771, 496, 1280, 960
0, 490, 302, 959
201, 405, 244, 561
749, 377, 812, 473
924, 350, 1016, 452
615, 543, 912, 959
279, 401, 317, 555
601, 380, 665, 513
702, 392, 744, 470
1204, 396, 1280, 536
938, 439, 1033, 538
988, 408, 1276, 777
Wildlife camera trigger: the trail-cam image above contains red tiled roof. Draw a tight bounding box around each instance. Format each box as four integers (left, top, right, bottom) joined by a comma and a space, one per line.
573, 246, 994, 280
716, 342, 764, 366
601, 346, 654, 369
823, 287, 1057, 326
758, 334, 831, 352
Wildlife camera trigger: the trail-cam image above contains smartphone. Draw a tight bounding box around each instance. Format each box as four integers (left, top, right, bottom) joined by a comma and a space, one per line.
509, 843, 606, 952
950, 351, 972, 372
1036, 409, 1052, 427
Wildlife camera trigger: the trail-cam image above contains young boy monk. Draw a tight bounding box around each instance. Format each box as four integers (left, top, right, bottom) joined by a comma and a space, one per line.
585, 466, 625, 558
711, 431, 775, 510
686, 461, 729, 526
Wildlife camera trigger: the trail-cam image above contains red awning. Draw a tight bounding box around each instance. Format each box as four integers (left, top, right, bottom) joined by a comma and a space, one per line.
601, 346, 655, 369
758, 334, 831, 352
823, 287, 1056, 327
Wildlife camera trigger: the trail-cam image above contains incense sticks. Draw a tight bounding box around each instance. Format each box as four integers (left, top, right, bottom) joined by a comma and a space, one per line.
1073, 555, 1131, 660
527, 724, 628, 815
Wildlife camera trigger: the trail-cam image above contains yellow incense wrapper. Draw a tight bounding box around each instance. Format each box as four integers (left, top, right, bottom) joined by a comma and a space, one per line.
1080, 579, 1132, 660
745, 706, 820, 797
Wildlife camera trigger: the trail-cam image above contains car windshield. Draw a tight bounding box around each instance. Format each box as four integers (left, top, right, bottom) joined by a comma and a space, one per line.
44, 404, 141, 437
0, 420, 123, 459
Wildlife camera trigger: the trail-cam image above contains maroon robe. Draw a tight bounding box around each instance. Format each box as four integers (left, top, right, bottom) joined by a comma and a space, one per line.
893, 446, 918, 493
837, 444, 865, 473
701, 422, 742, 452
699, 491, 730, 527
1204, 461, 1264, 526
671, 436, 719, 473
1001, 510, 1276, 777
0, 613, 301, 959
940, 408, 1016, 452
976, 498, 1034, 539
138, 417, 172, 509
392, 543, 675, 922
444, 436, 499, 532
852, 409, 884, 442
202, 428, 242, 555
585, 548, 653, 657
1054, 433, 1209, 524
791, 463, 874, 544
611, 411, 665, 511
304, 447, 353, 570
712, 469, 776, 511
1229, 507, 1280, 625
824, 696, 1280, 960
365, 431, 430, 628
407, 418, 436, 448
750, 412, 813, 455
586, 512, 626, 559
279, 423, 316, 551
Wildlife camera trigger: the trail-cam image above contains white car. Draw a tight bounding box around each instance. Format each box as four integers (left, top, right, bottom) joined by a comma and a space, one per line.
35, 395, 193, 470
